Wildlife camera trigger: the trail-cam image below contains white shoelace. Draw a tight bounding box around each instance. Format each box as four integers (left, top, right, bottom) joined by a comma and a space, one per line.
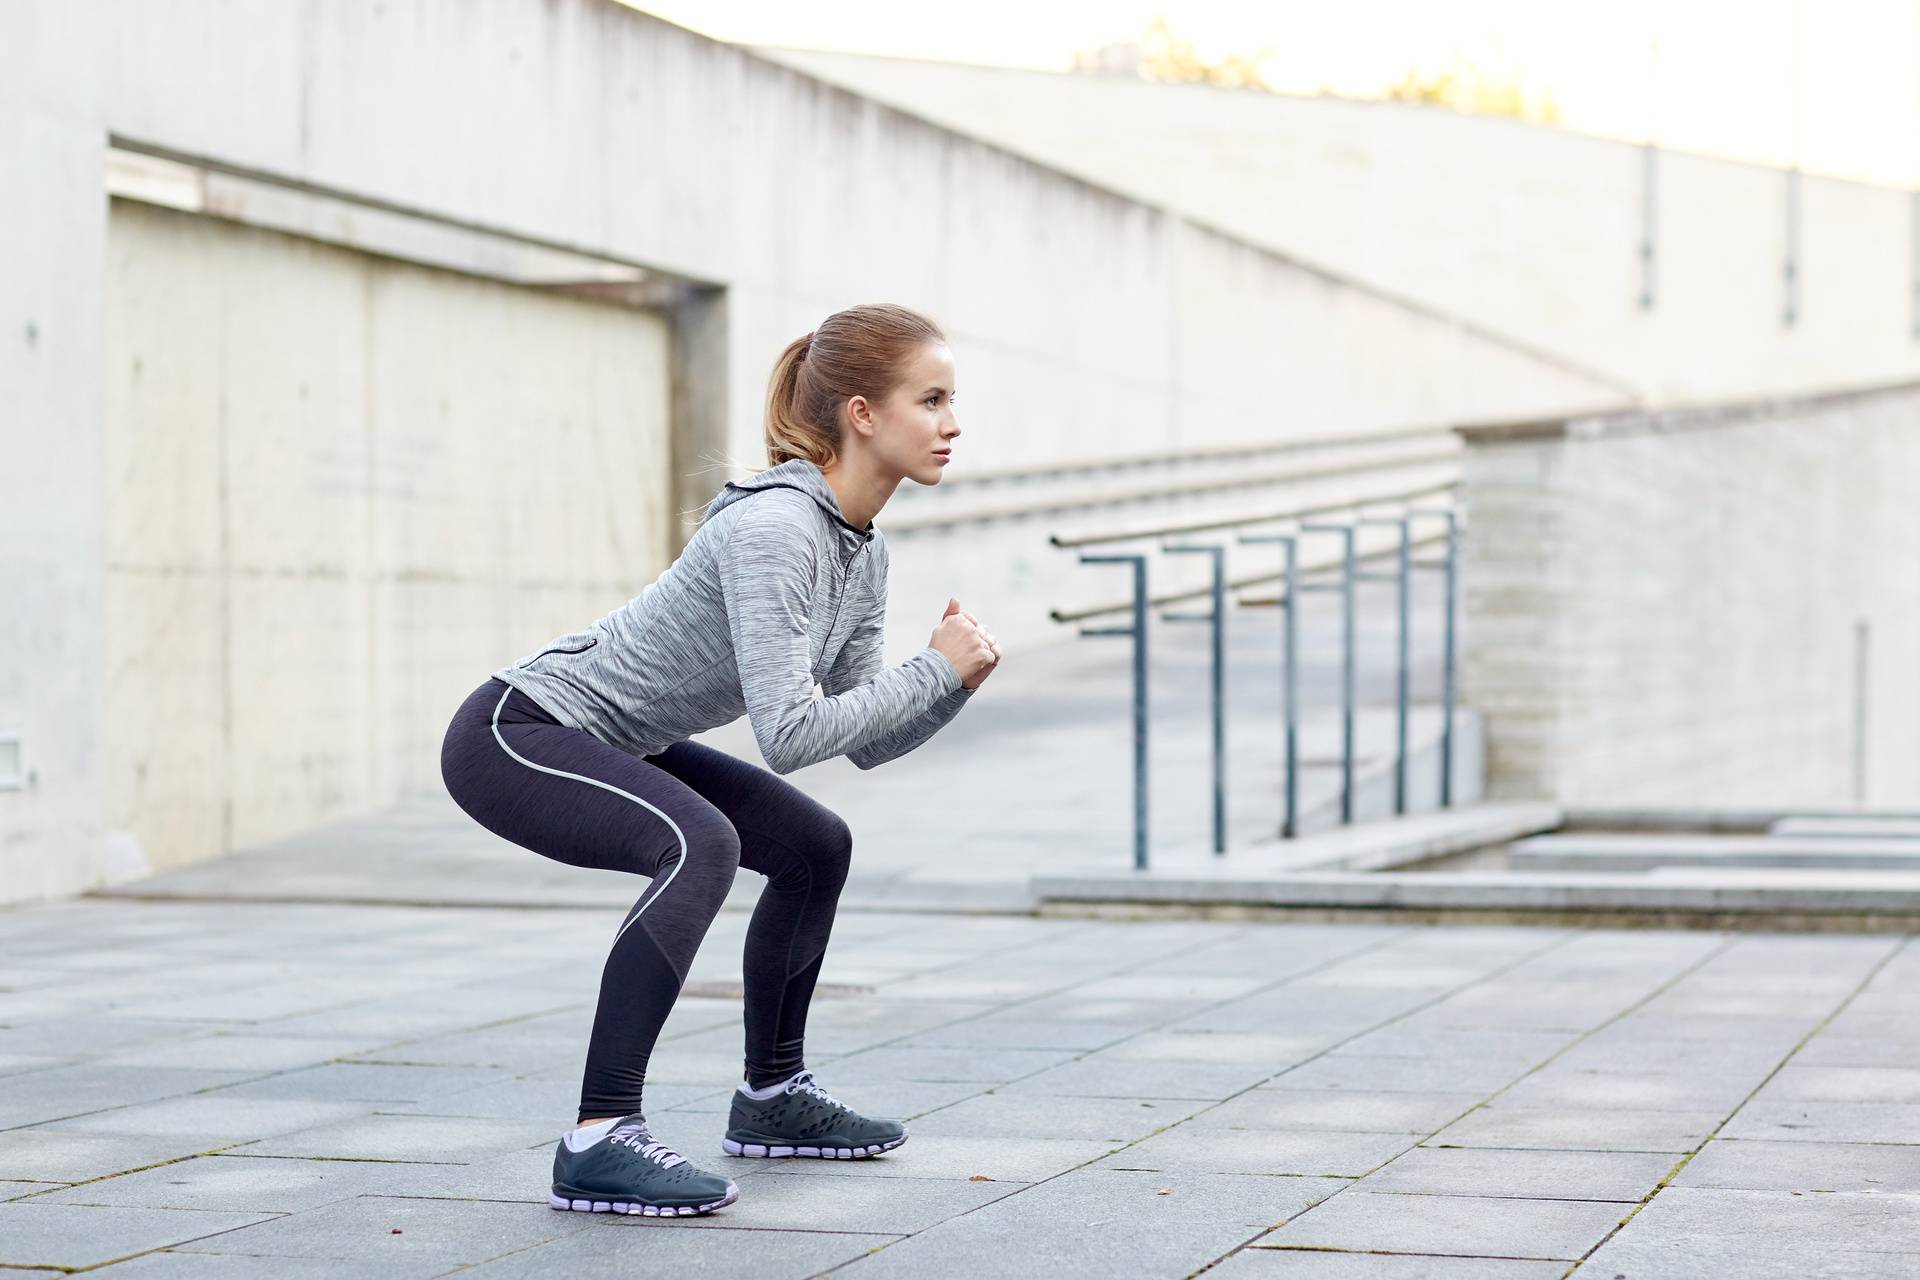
784, 1069, 845, 1109
608, 1121, 687, 1168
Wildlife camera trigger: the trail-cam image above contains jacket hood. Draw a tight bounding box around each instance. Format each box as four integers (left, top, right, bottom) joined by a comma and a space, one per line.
704, 458, 876, 546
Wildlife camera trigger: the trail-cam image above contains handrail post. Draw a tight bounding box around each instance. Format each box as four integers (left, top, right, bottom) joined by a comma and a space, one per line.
1162, 543, 1228, 855
1411, 507, 1459, 807
1077, 553, 1150, 870
1357, 516, 1413, 814
1300, 522, 1357, 824
1238, 532, 1299, 838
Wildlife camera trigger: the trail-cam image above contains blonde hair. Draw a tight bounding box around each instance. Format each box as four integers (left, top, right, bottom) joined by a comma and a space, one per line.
764, 303, 946, 470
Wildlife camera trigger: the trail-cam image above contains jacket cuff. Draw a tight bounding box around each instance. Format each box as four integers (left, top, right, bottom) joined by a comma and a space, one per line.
919, 645, 964, 693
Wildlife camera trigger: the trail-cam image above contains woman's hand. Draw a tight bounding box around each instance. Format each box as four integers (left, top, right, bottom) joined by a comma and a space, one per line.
930, 597, 1001, 689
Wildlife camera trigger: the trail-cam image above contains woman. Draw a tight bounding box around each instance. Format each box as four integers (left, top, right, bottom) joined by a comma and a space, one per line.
439, 303, 1000, 1218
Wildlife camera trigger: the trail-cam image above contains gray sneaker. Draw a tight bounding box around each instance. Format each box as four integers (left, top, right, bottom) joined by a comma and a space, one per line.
723, 1070, 908, 1159
550, 1114, 739, 1216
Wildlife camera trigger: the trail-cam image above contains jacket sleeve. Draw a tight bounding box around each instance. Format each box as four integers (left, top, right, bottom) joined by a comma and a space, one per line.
717, 493, 963, 775
821, 548, 976, 770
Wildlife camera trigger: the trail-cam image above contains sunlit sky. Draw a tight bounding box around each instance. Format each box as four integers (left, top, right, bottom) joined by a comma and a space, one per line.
627, 0, 1920, 188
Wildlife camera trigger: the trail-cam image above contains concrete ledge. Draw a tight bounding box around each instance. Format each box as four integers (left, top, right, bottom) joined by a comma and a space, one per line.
1031, 866, 1920, 915
1560, 807, 1920, 833
1771, 817, 1920, 839
1510, 833, 1920, 872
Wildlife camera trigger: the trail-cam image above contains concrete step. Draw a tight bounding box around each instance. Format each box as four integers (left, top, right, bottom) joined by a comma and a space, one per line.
1509, 833, 1920, 872
1033, 864, 1920, 919
1770, 816, 1920, 839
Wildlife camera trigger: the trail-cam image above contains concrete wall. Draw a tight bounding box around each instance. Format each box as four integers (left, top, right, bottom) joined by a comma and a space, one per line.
0, 0, 1626, 904
105, 201, 672, 874
764, 50, 1920, 409
1458, 381, 1920, 809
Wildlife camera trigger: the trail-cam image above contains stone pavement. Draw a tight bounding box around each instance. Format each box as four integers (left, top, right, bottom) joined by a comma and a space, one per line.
3, 893, 1917, 1277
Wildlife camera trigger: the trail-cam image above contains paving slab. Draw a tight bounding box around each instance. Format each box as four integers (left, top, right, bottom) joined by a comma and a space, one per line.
1271, 1053, 1532, 1095
20, 1096, 374, 1144
1494, 1068, 1758, 1111
1193, 1089, 1484, 1136
88, 1251, 449, 1278
0, 1128, 257, 1184
744, 1134, 1119, 1182
1255, 1189, 1627, 1260
1581, 1186, 1920, 1277
27, 1146, 423, 1211
1721, 1099, 1920, 1144
1213, 1251, 1565, 1279
0, 1201, 282, 1270
1101, 1126, 1417, 1178
0, 1064, 266, 1129
993, 1056, 1278, 1100
1429, 1105, 1722, 1153
1362, 1145, 1677, 1201
828, 1167, 1345, 1280
901, 1092, 1211, 1142
1674, 1138, 1920, 1193
160, 1194, 591, 1266
1756, 1065, 1920, 1104
454, 1225, 901, 1279
231, 1113, 562, 1162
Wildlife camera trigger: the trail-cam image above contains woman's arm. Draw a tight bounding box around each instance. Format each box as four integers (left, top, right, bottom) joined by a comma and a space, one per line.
717, 493, 963, 775
823, 589, 975, 770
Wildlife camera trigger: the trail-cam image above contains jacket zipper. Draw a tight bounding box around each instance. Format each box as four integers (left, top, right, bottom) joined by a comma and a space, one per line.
820, 544, 868, 650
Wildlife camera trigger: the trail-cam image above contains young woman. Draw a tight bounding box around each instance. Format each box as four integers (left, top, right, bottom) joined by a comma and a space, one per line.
439, 303, 1000, 1218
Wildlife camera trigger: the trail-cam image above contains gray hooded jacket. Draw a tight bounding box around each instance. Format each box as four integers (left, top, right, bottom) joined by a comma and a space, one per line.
491, 458, 973, 773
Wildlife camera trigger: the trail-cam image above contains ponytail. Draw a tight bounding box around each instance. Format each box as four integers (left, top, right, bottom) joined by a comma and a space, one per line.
762, 303, 946, 471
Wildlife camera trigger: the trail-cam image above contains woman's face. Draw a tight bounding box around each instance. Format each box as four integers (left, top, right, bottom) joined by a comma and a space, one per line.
850, 342, 960, 486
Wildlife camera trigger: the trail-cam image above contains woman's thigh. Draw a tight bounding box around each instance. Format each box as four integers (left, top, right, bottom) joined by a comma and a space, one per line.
442, 679, 736, 880
644, 739, 852, 883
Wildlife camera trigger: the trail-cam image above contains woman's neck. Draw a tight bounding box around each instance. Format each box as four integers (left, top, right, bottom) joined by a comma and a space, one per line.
819, 458, 899, 532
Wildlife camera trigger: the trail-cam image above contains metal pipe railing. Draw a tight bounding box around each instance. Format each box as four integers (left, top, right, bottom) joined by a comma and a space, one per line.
1066, 503, 1463, 863
1075, 553, 1150, 870
1160, 542, 1228, 856
1236, 532, 1300, 838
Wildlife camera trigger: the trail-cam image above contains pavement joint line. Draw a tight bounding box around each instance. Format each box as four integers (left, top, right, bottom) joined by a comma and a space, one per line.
814, 926, 1582, 1279
0, 1208, 298, 1276
1245, 1243, 1574, 1262
1359, 1188, 1646, 1204
5, 1141, 259, 1197
1563, 931, 1918, 1278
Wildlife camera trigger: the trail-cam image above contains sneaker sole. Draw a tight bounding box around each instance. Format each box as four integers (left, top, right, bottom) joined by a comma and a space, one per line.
548, 1181, 739, 1216
721, 1133, 908, 1159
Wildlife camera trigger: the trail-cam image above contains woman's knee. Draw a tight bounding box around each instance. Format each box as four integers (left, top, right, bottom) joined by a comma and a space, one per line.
673, 813, 743, 900
811, 810, 853, 889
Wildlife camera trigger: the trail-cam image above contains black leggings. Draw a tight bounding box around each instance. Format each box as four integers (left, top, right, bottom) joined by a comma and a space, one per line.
439, 677, 852, 1123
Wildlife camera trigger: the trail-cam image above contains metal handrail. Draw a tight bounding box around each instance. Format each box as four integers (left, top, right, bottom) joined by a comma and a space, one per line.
1045, 478, 1457, 550
1056, 529, 1449, 624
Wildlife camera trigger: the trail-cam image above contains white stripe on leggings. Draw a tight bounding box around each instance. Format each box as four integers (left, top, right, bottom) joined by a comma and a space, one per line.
491, 685, 687, 948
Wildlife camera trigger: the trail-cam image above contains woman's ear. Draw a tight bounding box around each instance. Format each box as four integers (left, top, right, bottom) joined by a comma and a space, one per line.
844, 395, 875, 440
